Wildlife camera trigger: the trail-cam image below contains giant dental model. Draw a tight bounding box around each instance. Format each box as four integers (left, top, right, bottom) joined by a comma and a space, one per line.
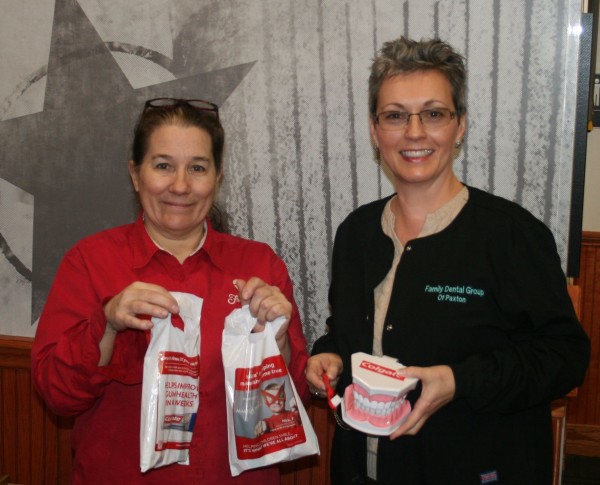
332, 353, 418, 435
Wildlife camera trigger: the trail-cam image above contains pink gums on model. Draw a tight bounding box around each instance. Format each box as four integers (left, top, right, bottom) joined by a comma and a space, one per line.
343, 383, 412, 431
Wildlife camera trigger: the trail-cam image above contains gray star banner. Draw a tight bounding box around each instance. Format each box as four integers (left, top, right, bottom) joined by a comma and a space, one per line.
0, 0, 583, 343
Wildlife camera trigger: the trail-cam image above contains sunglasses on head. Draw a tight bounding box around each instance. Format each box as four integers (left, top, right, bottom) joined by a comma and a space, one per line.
144, 98, 219, 120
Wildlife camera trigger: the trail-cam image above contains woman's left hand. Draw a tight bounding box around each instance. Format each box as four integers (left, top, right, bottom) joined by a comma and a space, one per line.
389, 365, 456, 439
234, 277, 292, 362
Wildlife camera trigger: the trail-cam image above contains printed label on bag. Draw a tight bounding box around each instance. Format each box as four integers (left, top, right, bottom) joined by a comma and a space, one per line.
232, 355, 306, 459
155, 350, 200, 451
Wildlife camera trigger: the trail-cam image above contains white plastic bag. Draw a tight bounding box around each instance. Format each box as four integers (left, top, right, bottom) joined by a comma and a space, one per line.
140, 292, 203, 473
222, 306, 319, 477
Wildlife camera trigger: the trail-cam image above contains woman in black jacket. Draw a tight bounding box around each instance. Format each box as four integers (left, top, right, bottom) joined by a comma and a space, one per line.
305, 37, 590, 485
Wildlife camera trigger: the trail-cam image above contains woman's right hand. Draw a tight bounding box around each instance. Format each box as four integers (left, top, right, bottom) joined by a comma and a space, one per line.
305, 353, 343, 396
103, 282, 179, 333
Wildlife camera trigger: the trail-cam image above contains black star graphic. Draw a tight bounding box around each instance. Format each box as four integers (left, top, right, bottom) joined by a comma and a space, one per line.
0, 0, 254, 321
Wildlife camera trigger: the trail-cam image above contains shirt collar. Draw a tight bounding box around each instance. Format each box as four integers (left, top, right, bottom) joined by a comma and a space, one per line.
200, 221, 232, 273
145, 220, 208, 258
128, 214, 160, 269
129, 213, 234, 272
382, 185, 469, 246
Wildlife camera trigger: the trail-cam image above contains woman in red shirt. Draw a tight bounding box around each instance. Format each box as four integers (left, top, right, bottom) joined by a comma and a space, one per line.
32, 98, 309, 484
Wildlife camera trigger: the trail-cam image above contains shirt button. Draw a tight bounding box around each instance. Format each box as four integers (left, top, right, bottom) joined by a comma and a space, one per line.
406, 245, 412, 251
386, 324, 393, 331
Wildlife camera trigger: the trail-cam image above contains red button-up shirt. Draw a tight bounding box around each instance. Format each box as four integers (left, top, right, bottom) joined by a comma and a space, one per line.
31, 217, 309, 484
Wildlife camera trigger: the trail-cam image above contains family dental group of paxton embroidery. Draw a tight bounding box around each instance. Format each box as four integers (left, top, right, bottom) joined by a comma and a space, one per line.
424, 284, 485, 303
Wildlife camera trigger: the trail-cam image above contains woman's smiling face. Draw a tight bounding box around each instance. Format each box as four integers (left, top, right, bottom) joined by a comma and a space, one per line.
370, 70, 466, 191
128, 124, 220, 249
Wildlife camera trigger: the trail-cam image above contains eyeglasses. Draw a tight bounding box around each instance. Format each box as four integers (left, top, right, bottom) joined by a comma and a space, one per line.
144, 98, 219, 120
374, 108, 455, 131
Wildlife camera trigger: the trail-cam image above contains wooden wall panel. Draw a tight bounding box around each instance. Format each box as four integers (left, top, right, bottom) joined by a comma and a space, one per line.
0, 337, 74, 485
29, 391, 46, 485
567, 231, 600, 456
16, 369, 31, 484
280, 399, 335, 485
570, 232, 600, 425
1, 368, 18, 478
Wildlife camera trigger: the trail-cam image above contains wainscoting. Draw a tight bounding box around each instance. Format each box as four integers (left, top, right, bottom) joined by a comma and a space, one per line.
568, 231, 600, 458
1, 232, 599, 484
0, 336, 73, 485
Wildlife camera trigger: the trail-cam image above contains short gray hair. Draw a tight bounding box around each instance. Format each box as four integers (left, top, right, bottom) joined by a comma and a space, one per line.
368, 37, 467, 118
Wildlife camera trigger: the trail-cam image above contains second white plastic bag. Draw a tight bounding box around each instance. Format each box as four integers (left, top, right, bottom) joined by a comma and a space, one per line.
222, 306, 319, 476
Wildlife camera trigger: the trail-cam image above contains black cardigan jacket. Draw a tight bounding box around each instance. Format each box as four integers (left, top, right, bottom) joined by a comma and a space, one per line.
312, 186, 590, 485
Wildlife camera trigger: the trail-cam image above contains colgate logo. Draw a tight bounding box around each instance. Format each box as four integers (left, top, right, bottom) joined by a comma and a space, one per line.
359, 360, 405, 381
164, 415, 183, 424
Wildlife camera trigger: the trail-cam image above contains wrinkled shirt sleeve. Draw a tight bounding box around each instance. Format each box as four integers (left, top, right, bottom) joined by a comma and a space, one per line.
31, 246, 145, 416
451, 218, 590, 412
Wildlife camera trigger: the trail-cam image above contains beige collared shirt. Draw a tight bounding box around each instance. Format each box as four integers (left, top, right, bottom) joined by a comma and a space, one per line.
367, 186, 468, 479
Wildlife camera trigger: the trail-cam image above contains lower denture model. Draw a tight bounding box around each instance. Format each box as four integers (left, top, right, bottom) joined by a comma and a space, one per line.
340, 352, 418, 435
